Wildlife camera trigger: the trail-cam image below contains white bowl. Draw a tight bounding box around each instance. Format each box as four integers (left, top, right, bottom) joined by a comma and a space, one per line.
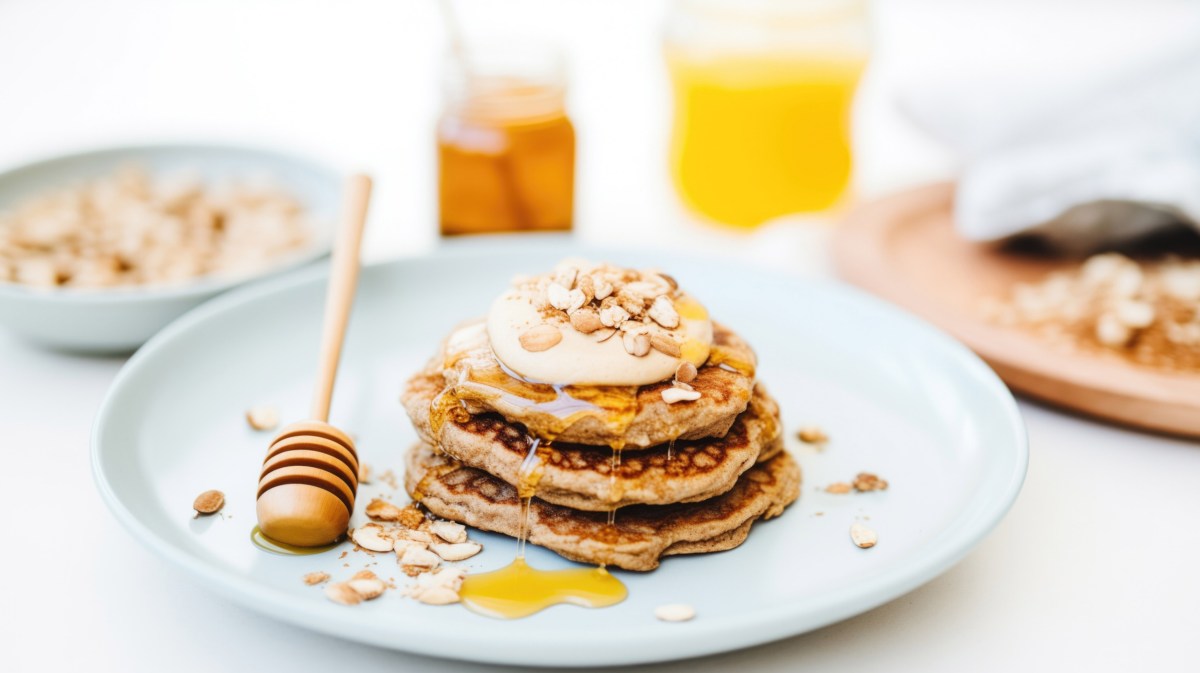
0, 143, 341, 352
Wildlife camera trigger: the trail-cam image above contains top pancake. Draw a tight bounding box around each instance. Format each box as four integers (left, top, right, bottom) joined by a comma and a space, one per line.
414, 320, 758, 449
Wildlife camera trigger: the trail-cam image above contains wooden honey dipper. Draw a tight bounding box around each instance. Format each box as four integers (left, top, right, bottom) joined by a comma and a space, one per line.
255, 174, 372, 547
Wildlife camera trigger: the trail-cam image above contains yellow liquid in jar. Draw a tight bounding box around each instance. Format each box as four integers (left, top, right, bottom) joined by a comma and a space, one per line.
667, 50, 866, 227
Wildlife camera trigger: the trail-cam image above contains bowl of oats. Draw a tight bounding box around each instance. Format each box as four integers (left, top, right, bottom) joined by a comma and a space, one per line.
0, 143, 340, 352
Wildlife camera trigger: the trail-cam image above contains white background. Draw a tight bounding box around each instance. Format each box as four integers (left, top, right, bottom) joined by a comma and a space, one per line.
2, 1, 1199, 671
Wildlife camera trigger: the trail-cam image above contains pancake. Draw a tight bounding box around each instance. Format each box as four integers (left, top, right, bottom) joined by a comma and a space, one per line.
404, 372, 784, 510
405, 442, 801, 572
411, 321, 758, 449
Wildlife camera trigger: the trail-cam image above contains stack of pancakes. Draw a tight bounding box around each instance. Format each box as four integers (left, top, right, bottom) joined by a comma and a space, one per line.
401, 320, 800, 572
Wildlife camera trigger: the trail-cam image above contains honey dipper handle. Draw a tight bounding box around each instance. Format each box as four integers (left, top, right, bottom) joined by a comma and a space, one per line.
310, 174, 373, 422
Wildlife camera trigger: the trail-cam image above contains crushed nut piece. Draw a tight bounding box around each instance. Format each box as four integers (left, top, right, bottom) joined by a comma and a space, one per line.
351, 523, 395, 552
403, 567, 466, 605
622, 330, 651, 357
429, 520, 468, 544
430, 542, 483, 561
648, 295, 681, 329
546, 282, 572, 311
797, 426, 828, 444
245, 406, 279, 431
825, 482, 852, 495
365, 499, 406, 522
303, 571, 330, 586
570, 308, 602, 333
661, 387, 701, 404
852, 472, 889, 492
193, 490, 225, 516
654, 603, 696, 622
674, 361, 698, 383
399, 545, 441, 571
358, 463, 372, 484
519, 324, 563, 352
850, 522, 878, 549
398, 505, 426, 530
346, 571, 386, 599
649, 332, 681, 357
324, 582, 363, 606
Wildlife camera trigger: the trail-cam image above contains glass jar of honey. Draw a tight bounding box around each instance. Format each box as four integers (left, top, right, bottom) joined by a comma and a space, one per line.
664, 0, 870, 228
438, 44, 575, 236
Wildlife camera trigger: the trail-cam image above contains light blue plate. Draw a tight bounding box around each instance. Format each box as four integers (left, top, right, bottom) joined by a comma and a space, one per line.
92, 241, 1027, 667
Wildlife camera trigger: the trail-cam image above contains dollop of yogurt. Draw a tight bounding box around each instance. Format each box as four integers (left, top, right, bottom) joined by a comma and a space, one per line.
486, 260, 712, 386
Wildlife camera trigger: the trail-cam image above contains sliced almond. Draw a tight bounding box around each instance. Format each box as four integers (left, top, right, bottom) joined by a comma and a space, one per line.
650, 333, 681, 357
674, 361, 697, 383
324, 582, 363, 606
430, 541, 483, 561
351, 523, 395, 552
648, 295, 680, 329
245, 405, 279, 431
303, 571, 330, 586
429, 520, 468, 544
394, 539, 428, 555
850, 522, 878, 549
519, 325, 563, 352
661, 387, 701, 403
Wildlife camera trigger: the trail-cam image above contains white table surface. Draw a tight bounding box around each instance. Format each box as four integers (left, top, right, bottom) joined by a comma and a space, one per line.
3, 1, 1199, 671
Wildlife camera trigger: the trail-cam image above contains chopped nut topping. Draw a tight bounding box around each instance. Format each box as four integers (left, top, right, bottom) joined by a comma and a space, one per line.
399, 546, 442, 573
650, 332, 681, 357
850, 522, 878, 549
852, 472, 889, 492
519, 324, 563, 352
546, 282, 572, 311
570, 307, 603, 333
245, 406, 279, 431
674, 361, 698, 383
648, 295, 680, 329
661, 387, 701, 404
622, 330, 651, 357
825, 482, 852, 495
654, 603, 696, 622
303, 571, 330, 586
599, 301, 631, 328
193, 490, 225, 516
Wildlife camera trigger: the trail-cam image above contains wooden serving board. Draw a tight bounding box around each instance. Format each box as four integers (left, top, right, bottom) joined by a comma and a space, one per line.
833, 182, 1200, 438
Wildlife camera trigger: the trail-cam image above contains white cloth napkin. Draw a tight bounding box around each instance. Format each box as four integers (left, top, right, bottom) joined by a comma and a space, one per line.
899, 26, 1200, 253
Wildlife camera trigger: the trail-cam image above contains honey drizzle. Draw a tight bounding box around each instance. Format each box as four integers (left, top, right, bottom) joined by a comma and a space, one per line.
706, 344, 756, 377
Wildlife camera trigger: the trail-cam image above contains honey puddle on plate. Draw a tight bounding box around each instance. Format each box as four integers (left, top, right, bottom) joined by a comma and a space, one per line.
457, 428, 628, 619
250, 525, 340, 555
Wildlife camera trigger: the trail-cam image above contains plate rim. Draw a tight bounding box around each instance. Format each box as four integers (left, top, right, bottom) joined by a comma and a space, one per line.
92, 245, 1029, 667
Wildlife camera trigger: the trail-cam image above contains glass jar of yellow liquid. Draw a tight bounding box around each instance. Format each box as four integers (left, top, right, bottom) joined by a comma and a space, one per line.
664, 0, 869, 228
438, 45, 575, 236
